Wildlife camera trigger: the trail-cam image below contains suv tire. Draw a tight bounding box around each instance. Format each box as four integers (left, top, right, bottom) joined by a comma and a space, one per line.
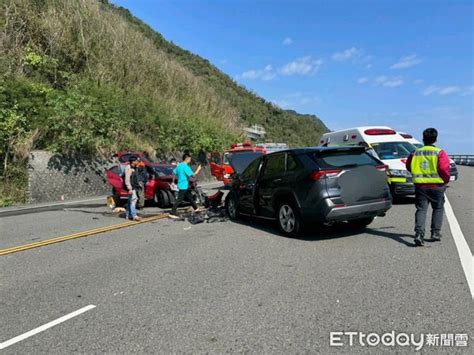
277, 202, 302, 237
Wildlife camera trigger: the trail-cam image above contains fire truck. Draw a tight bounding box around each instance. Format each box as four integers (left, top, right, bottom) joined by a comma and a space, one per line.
210, 142, 288, 185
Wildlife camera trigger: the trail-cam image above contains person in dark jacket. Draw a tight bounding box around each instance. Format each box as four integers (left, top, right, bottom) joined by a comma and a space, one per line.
124, 156, 142, 221
135, 160, 148, 209
406, 128, 450, 246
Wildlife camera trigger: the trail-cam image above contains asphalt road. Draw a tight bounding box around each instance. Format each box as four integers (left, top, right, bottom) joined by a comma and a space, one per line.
1, 175, 472, 353
446, 166, 474, 252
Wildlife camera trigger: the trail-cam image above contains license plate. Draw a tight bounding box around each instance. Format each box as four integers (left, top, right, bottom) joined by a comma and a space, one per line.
450, 176, 456, 181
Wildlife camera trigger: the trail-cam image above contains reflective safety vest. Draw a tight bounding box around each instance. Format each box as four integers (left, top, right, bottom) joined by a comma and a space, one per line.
410, 145, 444, 184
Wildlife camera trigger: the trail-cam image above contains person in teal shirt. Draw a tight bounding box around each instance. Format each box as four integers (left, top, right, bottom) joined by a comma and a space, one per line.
169, 153, 202, 218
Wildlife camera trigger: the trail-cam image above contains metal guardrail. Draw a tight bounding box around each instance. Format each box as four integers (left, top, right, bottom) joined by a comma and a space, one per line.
451, 155, 474, 166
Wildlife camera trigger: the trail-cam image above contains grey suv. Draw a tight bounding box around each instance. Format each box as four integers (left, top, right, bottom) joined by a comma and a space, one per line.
225, 146, 392, 236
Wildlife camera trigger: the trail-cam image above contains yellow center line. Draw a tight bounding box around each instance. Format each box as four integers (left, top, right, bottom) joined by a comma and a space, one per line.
0, 213, 169, 256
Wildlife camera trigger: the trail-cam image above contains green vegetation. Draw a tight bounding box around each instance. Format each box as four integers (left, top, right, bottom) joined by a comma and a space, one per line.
0, 0, 328, 205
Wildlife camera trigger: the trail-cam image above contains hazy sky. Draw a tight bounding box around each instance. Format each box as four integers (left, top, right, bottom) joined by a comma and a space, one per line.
112, 0, 473, 153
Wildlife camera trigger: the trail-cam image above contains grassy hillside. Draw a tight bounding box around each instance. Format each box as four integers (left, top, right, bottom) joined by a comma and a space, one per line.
0, 0, 328, 205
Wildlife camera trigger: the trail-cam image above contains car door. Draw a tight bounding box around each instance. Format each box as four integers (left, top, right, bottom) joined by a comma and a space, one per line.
236, 157, 263, 215
256, 153, 286, 218
143, 165, 156, 199
106, 166, 124, 195
209, 152, 224, 181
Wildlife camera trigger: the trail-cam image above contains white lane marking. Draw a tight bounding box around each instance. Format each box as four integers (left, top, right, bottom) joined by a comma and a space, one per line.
445, 197, 474, 299
0, 305, 96, 350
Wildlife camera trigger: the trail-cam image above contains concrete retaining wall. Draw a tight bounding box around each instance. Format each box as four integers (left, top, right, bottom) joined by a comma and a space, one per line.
27, 150, 215, 203
27, 151, 113, 203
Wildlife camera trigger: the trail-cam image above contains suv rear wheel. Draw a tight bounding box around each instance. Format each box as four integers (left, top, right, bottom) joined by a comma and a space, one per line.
277, 202, 301, 237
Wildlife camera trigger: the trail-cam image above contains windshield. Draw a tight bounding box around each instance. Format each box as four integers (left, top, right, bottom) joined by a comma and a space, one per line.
119, 153, 149, 163
153, 165, 174, 176
227, 151, 264, 174
413, 143, 423, 148
371, 141, 416, 160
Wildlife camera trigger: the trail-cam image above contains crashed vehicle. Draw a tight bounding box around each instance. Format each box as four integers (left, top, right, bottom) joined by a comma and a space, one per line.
210, 142, 288, 185
106, 152, 204, 208
225, 146, 392, 237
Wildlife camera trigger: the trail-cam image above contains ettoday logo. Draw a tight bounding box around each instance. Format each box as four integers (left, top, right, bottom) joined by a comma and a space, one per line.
330, 332, 469, 350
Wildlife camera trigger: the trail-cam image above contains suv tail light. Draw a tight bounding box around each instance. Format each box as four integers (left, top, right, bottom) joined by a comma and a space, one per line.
364, 128, 396, 135
310, 169, 342, 181
376, 164, 388, 172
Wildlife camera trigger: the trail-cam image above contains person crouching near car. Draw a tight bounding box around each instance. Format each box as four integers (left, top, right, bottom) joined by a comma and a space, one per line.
168, 153, 203, 219
406, 128, 450, 246
124, 156, 142, 221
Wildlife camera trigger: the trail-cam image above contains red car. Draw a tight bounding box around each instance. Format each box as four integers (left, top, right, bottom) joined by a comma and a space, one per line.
106, 152, 204, 209
106, 152, 179, 208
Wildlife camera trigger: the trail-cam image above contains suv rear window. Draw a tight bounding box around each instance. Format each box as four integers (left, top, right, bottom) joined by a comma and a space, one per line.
312, 149, 379, 169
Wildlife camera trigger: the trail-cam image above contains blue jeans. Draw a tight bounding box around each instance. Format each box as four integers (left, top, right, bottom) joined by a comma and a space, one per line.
126, 190, 138, 219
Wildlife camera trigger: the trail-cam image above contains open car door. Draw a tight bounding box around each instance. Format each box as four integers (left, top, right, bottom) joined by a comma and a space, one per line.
106, 166, 125, 195
210, 152, 224, 181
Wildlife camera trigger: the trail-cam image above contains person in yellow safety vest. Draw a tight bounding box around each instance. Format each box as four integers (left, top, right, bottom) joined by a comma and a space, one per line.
406, 128, 451, 246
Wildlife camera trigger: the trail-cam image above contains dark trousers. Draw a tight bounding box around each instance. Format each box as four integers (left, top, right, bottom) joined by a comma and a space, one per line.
171, 189, 198, 215
415, 186, 446, 237
136, 185, 145, 209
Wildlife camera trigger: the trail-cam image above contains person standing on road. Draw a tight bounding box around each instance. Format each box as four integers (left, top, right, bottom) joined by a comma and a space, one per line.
169, 158, 178, 192
135, 159, 148, 209
169, 153, 202, 219
124, 156, 142, 221
406, 128, 450, 246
